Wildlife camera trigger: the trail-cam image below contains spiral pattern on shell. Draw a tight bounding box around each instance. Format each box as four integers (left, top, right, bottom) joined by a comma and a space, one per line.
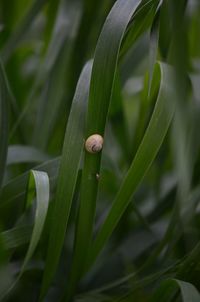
85, 134, 104, 154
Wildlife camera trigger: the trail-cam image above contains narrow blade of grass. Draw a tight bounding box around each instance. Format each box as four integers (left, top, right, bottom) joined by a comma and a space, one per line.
0, 158, 59, 225
119, 0, 160, 59
39, 61, 92, 300
0, 169, 50, 300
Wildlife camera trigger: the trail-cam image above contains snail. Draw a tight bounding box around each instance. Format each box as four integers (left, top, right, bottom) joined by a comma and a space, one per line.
85, 134, 104, 154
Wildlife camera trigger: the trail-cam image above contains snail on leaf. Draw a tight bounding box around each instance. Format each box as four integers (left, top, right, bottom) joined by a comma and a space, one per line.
85, 134, 104, 154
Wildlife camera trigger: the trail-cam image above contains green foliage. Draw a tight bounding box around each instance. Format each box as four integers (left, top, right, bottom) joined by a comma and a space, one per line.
0, 0, 200, 301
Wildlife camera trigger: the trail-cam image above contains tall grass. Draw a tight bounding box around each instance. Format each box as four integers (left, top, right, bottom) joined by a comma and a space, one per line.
0, 0, 200, 301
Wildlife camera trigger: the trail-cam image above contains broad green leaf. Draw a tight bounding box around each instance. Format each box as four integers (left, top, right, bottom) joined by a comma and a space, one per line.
0, 169, 50, 300
39, 61, 92, 300
89, 62, 175, 267
0, 60, 8, 189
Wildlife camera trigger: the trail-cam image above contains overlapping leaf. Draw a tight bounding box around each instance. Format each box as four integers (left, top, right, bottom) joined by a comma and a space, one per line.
39, 61, 92, 300
0, 170, 49, 300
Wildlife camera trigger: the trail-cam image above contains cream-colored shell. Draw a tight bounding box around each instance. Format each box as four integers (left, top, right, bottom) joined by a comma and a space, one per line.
85, 134, 104, 153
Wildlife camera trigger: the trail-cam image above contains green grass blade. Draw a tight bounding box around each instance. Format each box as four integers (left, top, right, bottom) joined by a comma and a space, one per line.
119, 0, 160, 59
173, 280, 200, 302
65, 0, 151, 299
39, 61, 92, 300
151, 279, 200, 302
0, 60, 8, 189
89, 62, 175, 267
0, 169, 50, 300
86, 0, 143, 135
20, 170, 49, 273
0, 158, 59, 224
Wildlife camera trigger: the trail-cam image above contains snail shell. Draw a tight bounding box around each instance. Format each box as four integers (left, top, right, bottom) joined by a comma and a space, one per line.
85, 134, 104, 154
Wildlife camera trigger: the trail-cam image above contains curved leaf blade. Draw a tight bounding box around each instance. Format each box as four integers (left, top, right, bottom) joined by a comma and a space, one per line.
151, 278, 200, 302
0, 158, 59, 223
89, 62, 175, 267
0, 169, 50, 300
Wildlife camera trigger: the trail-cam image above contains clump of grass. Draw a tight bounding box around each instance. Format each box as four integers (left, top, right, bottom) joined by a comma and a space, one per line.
1, 0, 200, 301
